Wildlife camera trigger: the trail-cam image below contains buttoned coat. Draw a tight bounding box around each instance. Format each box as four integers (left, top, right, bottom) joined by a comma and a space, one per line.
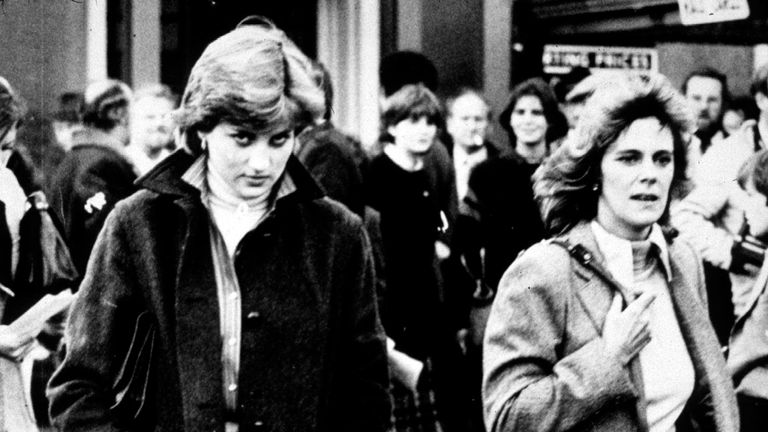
483, 222, 738, 432
47, 151, 391, 432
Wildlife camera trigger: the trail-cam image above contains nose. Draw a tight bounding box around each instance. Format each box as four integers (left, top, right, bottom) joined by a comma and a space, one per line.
246, 141, 271, 172
638, 158, 660, 183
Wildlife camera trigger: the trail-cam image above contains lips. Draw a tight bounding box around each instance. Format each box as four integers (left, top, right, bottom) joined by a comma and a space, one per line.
630, 193, 659, 202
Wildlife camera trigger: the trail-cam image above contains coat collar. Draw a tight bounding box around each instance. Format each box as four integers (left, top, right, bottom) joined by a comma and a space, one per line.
556, 221, 737, 432
136, 149, 326, 206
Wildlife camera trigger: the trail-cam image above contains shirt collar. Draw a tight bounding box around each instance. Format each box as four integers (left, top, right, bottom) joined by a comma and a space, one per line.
590, 220, 673, 288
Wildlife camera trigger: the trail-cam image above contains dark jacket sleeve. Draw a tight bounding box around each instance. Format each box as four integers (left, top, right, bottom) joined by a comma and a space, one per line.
47, 204, 140, 432
336, 221, 392, 432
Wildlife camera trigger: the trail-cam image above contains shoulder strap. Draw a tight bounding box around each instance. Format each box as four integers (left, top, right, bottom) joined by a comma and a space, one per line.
549, 238, 635, 305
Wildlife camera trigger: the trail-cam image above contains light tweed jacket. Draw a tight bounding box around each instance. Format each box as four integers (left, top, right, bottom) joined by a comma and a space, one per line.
483, 222, 738, 432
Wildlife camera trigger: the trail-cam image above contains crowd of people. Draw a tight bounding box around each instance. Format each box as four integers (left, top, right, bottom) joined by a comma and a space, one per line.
1, 14, 768, 432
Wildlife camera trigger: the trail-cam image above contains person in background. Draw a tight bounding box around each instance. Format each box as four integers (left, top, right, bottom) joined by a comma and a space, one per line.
682, 67, 729, 156
727, 149, 768, 432
367, 83, 469, 432
442, 87, 499, 432
444, 88, 499, 208
672, 64, 768, 346
51, 92, 83, 151
484, 72, 738, 432
47, 18, 391, 432
0, 75, 70, 432
125, 84, 178, 176
296, 61, 367, 217
46, 79, 136, 276
552, 66, 592, 131
463, 77, 567, 297
13, 113, 66, 193
378, 50, 459, 246
721, 95, 759, 138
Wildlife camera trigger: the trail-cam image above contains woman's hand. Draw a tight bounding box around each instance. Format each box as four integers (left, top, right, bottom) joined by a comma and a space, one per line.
0, 325, 36, 362
602, 292, 655, 366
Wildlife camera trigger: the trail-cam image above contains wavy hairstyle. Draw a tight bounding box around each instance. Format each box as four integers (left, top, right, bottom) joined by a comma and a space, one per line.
174, 18, 325, 155
498, 77, 567, 148
533, 73, 695, 236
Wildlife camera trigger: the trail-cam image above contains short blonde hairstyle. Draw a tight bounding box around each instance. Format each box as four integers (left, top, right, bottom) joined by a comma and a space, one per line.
533, 73, 695, 235
174, 20, 324, 154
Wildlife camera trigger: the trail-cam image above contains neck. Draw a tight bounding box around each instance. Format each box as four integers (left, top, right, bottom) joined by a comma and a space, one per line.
516, 140, 547, 164
205, 158, 271, 209
595, 213, 651, 241
384, 144, 424, 171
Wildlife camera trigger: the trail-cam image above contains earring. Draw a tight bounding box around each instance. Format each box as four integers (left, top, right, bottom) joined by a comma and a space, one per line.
592, 183, 600, 192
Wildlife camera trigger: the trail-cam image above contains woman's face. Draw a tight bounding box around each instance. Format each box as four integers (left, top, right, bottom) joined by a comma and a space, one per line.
388, 115, 437, 157
510, 95, 548, 147
0, 122, 18, 167
200, 121, 294, 200
597, 117, 675, 240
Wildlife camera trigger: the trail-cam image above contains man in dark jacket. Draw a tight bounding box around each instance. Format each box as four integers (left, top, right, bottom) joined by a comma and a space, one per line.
46, 79, 136, 275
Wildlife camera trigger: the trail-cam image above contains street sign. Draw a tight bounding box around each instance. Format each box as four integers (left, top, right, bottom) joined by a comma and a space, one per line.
542, 45, 658, 75
678, 0, 750, 26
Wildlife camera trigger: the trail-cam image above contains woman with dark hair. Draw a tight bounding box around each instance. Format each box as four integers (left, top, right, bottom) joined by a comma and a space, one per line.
366, 83, 469, 432
461, 78, 567, 305
47, 19, 391, 432
483, 73, 738, 432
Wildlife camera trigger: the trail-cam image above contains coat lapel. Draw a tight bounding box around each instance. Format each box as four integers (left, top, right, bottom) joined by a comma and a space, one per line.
174, 197, 225, 431
560, 222, 649, 431
666, 243, 738, 432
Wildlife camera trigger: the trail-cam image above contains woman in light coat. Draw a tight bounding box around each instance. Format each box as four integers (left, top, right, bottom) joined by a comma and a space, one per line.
482, 73, 738, 432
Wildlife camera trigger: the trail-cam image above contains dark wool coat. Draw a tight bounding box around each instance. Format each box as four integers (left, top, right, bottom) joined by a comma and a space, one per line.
296, 122, 367, 218
46, 140, 137, 275
483, 222, 739, 432
47, 151, 391, 432
463, 151, 546, 292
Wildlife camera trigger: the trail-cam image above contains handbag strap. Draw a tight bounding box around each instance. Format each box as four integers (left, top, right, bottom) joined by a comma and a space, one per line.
549, 238, 635, 305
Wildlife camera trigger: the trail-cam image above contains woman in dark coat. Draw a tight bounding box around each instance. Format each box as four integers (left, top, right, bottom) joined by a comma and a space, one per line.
483, 73, 738, 432
47, 18, 391, 432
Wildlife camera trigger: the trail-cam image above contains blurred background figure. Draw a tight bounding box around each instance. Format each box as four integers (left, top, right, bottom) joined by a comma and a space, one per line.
552, 66, 591, 132
46, 79, 136, 276
673, 63, 768, 346
51, 92, 83, 152
727, 149, 768, 432
682, 67, 730, 156
0, 75, 76, 432
721, 94, 759, 138
463, 77, 567, 294
454, 77, 566, 432
367, 83, 470, 432
296, 61, 367, 217
13, 113, 66, 194
126, 84, 178, 176
444, 88, 499, 208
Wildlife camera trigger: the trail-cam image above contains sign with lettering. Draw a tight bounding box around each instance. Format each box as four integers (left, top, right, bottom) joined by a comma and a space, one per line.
542, 45, 658, 75
678, 0, 750, 26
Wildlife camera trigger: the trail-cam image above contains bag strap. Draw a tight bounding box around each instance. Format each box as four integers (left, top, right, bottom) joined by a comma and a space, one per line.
549, 238, 636, 305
